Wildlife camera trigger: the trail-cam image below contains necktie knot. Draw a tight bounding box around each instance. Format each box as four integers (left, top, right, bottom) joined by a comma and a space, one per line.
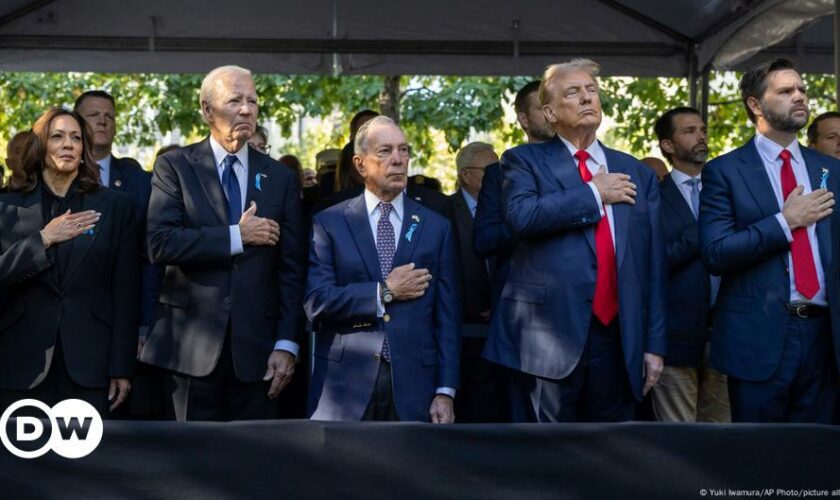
779, 149, 792, 163
379, 201, 393, 218
574, 150, 592, 182
685, 178, 700, 189
223, 154, 237, 171
574, 150, 591, 163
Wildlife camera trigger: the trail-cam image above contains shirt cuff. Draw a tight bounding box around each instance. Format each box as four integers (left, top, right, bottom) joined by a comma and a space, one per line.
274, 340, 300, 358
587, 182, 606, 217
774, 213, 794, 242
376, 282, 384, 317
230, 225, 244, 255
436, 387, 456, 398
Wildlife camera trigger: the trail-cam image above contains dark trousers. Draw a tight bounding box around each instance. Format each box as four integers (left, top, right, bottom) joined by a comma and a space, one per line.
728, 314, 836, 424
170, 332, 279, 421
510, 318, 635, 423
456, 337, 510, 423
362, 360, 399, 421
0, 340, 109, 417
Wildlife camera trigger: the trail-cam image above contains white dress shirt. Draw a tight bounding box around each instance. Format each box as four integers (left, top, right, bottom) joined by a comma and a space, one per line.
364, 189, 455, 398
97, 154, 112, 187
669, 168, 701, 214
558, 136, 616, 250
210, 137, 299, 356
754, 133, 827, 306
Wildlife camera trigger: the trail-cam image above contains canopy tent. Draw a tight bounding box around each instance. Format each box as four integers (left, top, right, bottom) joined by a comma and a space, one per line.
0, 0, 837, 111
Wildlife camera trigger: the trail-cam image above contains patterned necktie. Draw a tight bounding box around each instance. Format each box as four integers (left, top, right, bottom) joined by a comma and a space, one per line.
685, 178, 701, 219
376, 201, 396, 360
222, 154, 242, 225
779, 149, 819, 299
574, 149, 618, 325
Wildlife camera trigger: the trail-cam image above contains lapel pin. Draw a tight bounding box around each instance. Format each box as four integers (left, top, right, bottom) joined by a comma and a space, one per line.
411, 214, 420, 222
114, 179, 122, 188
255, 173, 267, 191
820, 167, 829, 189
406, 222, 419, 242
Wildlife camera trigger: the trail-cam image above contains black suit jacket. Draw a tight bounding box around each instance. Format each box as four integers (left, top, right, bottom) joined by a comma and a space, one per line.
0, 186, 140, 389
446, 189, 491, 335
660, 174, 711, 367
473, 162, 515, 310
140, 139, 306, 382
107, 156, 162, 331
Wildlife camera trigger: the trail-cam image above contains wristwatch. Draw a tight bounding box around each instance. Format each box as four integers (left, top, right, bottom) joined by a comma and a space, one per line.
380, 281, 394, 304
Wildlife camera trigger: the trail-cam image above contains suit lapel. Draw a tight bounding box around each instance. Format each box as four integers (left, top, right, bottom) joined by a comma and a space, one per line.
603, 148, 631, 270
109, 158, 124, 191
189, 139, 228, 225
661, 174, 696, 225
14, 190, 59, 293
343, 195, 382, 280
544, 138, 596, 255
735, 139, 782, 220
62, 190, 105, 288
802, 147, 833, 268
393, 197, 426, 266
452, 189, 474, 237
245, 146, 268, 210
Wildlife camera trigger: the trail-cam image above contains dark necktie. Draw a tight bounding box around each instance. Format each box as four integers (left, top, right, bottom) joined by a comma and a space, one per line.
779, 149, 819, 299
222, 154, 242, 225
574, 149, 618, 325
376, 201, 396, 360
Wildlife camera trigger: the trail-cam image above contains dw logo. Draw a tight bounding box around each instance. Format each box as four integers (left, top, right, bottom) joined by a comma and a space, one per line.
0, 399, 103, 459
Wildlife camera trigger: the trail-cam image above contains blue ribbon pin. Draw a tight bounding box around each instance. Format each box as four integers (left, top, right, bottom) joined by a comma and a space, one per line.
255, 173, 267, 191
820, 167, 829, 190
406, 223, 419, 242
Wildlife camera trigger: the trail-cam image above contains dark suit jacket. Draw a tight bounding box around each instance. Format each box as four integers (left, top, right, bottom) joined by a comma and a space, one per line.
140, 139, 306, 382
659, 174, 711, 367
483, 137, 667, 400
306, 194, 460, 421
446, 189, 491, 335
700, 139, 840, 381
473, 162, 516, 310
107, 156, 161, 331
0, 186, 139, 389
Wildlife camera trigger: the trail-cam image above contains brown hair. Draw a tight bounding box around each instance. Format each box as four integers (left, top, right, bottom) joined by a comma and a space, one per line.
10, 107, 100, 194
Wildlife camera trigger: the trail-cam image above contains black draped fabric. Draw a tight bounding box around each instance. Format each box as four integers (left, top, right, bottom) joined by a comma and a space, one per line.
40, 178, 84, 286
0, 421, 838, 499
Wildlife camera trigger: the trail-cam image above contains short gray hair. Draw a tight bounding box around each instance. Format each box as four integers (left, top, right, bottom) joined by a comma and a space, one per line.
199, 65, 252, 122
456, 142, 495, 170
539, 58, 601, 105
354, 115, 399, 155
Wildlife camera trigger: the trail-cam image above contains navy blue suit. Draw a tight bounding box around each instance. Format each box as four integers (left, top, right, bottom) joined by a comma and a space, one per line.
700, 139, 840, 422
473, 162, 516, 310
107, 157, 161, 331
483, 137, 666, 409
659, 174, 711, 367
306, 193, 460, 422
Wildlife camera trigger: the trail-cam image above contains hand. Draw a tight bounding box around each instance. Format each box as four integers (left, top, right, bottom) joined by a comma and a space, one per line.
108, 378, 132, 412
642, 353, 664, 396
429, 394, 455, 424
264, 350, 295, 399
782, 187, 834, 230
591, 166, 636, 205
239, 202, 281, 246
40, 209, 101, 249
385, 263, 432, 301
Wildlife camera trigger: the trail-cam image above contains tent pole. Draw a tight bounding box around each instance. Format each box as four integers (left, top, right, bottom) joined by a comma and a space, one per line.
700, 66, 710, 123
835, 0, 840, 105
688, 44, 698, 108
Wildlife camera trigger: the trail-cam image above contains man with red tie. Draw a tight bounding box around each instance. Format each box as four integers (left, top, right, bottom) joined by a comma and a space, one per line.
700, 59, 840, 423
483, 59, 666, 422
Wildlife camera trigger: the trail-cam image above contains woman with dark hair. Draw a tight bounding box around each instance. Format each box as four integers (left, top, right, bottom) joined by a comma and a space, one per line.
0, 107, 139, 416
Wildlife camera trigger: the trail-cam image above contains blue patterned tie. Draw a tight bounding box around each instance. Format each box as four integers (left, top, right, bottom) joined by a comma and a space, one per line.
685, 178, 700, 219
222, 154, 242, 225
376, 202, 396, 361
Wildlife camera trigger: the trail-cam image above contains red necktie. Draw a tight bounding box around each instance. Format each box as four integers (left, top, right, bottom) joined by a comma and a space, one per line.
779, 149, 819, 299
575, 150, 618, 325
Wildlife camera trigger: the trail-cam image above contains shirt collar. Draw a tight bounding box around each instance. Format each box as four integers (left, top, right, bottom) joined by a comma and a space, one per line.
755, 132, 803, 166
364, 189, 404, 221
98, 154, 112, 172
669, 168, 700, 185
557, 135, 607, 167
209, 136, 249, 170
460, 188, 478, 213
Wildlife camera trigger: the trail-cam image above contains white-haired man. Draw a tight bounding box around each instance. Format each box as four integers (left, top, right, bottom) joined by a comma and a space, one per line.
483, 59, 666, 422
141, 65, 306, 420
